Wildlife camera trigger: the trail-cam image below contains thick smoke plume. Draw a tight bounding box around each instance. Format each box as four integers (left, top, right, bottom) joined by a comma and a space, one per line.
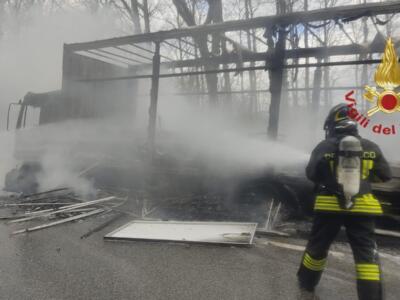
3, 5, 397, 197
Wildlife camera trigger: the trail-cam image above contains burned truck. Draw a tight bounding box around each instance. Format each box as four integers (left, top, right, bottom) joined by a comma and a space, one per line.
4, 35, 307, 225
5, 31, 400, 226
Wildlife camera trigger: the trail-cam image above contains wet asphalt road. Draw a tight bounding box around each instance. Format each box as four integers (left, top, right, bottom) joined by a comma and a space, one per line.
0, 215, 399, 300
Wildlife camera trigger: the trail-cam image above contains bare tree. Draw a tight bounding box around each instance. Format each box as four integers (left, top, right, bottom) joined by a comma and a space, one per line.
172, 0, 223, 105
83, 0, 151, 34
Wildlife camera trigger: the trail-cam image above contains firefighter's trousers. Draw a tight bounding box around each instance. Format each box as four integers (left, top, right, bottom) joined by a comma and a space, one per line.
297, 213, 382, 300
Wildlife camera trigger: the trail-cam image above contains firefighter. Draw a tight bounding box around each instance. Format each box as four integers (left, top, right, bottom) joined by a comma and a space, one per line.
297, 104, 392, 300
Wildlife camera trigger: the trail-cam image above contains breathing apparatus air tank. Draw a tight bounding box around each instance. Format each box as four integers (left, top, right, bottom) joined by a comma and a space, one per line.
336, 136, 362, 209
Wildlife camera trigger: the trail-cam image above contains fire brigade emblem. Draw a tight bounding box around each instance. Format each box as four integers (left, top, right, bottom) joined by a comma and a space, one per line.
364, 38, 400, 116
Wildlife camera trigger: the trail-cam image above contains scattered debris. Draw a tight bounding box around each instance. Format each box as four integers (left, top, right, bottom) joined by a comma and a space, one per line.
11, 208, 107, 235
104, 220, 257, 245
258, 240, 346, 259
80, 212, 125, 239
375, 229, 400, 238
0, 187, 126, 236
264, 198, 282, 231
8, 196, 117, 224
256, 229, 290, 237
21, 188, 70, 199
77, 161, 101, 178
254, 198, 290, 238
2, 202, 75, 207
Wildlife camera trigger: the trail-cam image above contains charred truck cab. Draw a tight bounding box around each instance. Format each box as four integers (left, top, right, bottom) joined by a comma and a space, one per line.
5, 91, 66, 193
8, 90, 66, 131
5, 44, 138, 194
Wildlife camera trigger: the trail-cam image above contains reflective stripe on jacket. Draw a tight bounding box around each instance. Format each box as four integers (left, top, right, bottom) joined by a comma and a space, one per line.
314, 193, 383, 215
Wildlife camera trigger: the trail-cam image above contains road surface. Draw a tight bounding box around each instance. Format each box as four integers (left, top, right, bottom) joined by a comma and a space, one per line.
0, 215, 399, 300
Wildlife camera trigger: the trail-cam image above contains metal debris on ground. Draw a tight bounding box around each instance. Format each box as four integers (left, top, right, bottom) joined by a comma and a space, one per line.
80, 212, 125, 239
0, 188, 126, 235
104, 220, 257, 245
11, 208, 107, 235
8, 196, 117, 224
255, 198, 291, 238
375, 229, 400, 239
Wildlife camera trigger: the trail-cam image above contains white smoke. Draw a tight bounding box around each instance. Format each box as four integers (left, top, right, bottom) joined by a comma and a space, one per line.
0, 131, 16, 195
0, 5, 313, 195
0, 6, 125, 193
0, 7, 123, 127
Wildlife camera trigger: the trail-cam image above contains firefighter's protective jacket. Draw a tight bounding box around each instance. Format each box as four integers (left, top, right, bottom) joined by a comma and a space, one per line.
306, 135, 392, 215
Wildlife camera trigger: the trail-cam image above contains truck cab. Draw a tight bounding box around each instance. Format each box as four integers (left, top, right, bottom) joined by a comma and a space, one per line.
5, 90, 65, 193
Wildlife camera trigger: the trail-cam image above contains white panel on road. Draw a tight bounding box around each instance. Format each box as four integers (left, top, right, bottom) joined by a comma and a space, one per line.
104, 220, 257, 245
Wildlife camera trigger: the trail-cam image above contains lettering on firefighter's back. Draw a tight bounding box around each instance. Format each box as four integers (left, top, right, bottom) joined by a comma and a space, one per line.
324, 152, 376, 159
345, 90, 397, 135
